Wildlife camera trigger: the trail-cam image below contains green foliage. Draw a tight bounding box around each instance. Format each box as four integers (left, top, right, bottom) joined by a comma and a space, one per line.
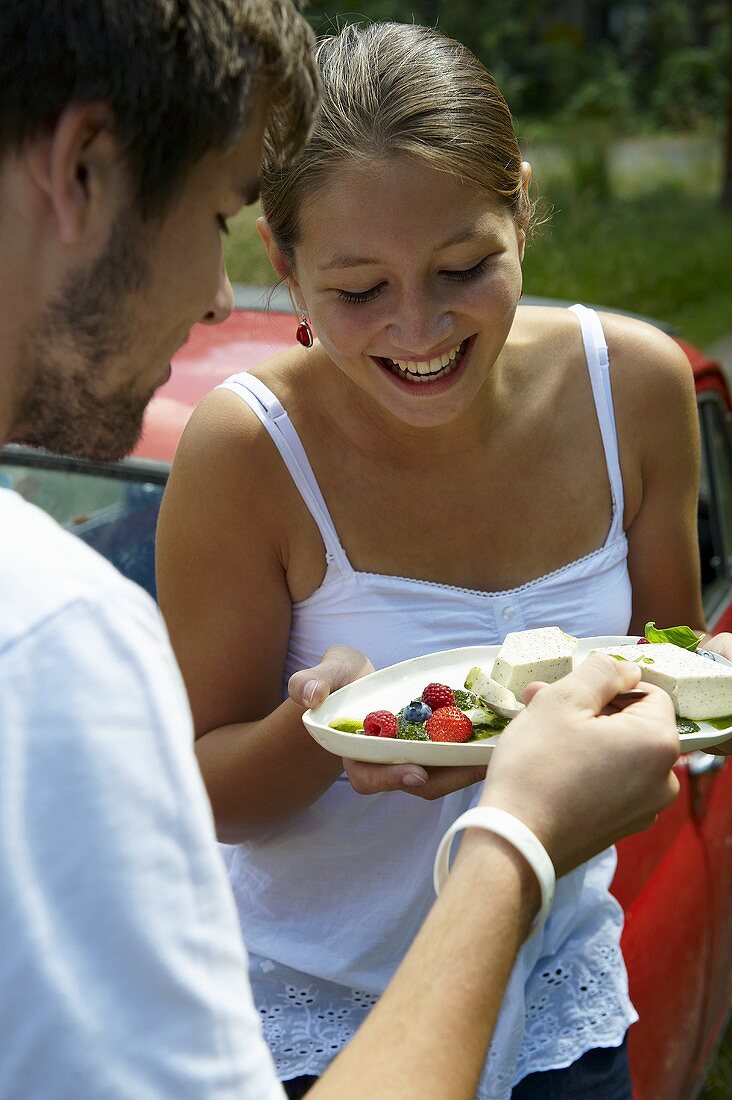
521, 187, 732, 346
303, 0, 729, 130
651, 48, 727, 128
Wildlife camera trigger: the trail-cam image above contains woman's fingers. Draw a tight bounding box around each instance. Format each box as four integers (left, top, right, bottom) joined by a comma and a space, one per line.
288, 646, 375, 708
343, 759, 486, 799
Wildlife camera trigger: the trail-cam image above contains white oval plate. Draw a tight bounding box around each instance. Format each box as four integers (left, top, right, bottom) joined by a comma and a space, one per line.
302, 635, 732, 764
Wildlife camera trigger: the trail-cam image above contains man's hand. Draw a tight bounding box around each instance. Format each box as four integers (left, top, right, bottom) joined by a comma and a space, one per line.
478, 653, 680, 878
694, 632, 732, 755
698, 631, 732, 660
288, 645, 375, 708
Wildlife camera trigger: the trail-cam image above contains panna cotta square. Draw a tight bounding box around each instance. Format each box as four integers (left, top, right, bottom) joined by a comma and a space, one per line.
491, 627, 578, 700
593, 643, 732, 718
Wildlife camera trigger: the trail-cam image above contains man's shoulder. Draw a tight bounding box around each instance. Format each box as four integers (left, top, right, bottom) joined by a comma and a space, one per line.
0, 489, 156, 651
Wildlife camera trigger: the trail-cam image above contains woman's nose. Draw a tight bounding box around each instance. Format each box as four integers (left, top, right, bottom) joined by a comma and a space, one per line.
200, 258, 234, 326
386, 294, 454, 354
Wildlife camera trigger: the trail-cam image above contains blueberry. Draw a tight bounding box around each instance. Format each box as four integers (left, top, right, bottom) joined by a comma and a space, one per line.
402, 699, 432, 724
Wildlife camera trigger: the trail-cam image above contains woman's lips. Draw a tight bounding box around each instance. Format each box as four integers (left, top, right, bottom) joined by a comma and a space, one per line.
372, 335, 475, 393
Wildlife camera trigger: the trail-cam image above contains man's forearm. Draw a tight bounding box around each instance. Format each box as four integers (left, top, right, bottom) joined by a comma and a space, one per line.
309, 831, 538, 1100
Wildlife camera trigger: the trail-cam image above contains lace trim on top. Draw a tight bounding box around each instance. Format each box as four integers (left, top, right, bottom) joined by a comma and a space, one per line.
294, 528, 628, 608
253, 924, 636, 1096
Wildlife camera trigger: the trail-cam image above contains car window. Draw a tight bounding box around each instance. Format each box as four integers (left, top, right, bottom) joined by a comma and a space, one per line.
698, 396, 732, 619
0, 457, 165, 600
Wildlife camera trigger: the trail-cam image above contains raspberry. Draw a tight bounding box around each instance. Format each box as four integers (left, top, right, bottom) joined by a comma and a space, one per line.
363, 710, 398, 738
637, 638, 650, 644
425, 706, 473, 743
421, 683, 455, 710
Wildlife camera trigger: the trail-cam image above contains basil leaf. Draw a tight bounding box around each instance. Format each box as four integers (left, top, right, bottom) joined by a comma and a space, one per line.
644, 621, 701, 651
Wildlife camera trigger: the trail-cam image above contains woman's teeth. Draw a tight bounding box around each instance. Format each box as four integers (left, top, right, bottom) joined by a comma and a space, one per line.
381, 339, 467, 383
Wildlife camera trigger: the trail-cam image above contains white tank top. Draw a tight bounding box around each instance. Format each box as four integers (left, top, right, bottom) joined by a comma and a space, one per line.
218, 305, 636, 1097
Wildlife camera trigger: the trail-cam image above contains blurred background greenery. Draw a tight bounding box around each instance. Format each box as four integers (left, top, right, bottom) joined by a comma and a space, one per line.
224, 0, 732, 349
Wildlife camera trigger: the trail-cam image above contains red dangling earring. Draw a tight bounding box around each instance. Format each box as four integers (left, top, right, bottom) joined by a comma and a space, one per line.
296, 312, 314, 348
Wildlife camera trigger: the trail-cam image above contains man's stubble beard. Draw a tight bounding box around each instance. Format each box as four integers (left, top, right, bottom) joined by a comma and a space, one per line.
13, 210, 158, 462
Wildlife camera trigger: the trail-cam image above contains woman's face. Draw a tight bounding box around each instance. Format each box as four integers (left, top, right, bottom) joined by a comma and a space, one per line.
289, 154, 526, 428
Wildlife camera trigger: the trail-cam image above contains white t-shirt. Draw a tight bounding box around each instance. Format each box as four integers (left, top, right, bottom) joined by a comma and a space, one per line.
0, 488, 284, 1099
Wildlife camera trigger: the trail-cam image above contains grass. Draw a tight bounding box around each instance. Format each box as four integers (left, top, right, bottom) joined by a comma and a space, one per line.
222, 205, 277, 286
522, 188, 732, 347
699, 1020, 732, 1099
223, 188, 732, 350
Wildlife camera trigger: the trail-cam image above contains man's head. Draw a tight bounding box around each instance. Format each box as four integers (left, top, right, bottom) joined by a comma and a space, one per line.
1, 1, 317, 460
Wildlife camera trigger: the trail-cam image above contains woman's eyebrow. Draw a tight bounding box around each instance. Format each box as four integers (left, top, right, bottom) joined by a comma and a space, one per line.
319, 252, 382, 271
438, 227, 499, 249
320, 228, 501, 271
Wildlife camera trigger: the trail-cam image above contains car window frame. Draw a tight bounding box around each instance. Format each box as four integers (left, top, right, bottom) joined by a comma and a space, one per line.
697, 391, 732, 628
0, 443, 170, 486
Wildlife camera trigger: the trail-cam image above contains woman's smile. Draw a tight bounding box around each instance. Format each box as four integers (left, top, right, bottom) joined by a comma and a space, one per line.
372, 335, 475, 392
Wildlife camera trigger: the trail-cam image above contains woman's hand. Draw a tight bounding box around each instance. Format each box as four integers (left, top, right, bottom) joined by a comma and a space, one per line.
288, 646, 375, 708
290, 648, 486, 798
343, 759, 487, 799
478, 653, 681, 878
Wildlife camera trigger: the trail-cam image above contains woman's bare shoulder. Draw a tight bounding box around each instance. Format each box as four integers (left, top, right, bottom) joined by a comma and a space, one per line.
598, 310, 691, 378
176, 344, 312, 464
514, 304, 692, 392
595, 311, 695, 439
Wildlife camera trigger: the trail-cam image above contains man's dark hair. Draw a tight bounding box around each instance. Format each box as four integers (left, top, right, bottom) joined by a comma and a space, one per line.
0, 1, 318, 218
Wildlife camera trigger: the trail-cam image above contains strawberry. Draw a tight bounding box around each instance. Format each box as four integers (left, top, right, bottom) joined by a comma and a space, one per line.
426, 706, 473, 743
363, 710, 398, 738
422, 683, 455, 710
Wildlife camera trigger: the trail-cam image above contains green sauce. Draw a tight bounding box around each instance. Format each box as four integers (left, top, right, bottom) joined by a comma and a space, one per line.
397, 718, 429, 741
473, 725, 504, 740
453, 688, 479, 710
704, 715, 732, 731
328, 719, 364, 734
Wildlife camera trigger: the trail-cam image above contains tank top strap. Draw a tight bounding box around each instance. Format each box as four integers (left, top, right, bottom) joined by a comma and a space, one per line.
568, 304, 625, 541
217, 373, 351, 572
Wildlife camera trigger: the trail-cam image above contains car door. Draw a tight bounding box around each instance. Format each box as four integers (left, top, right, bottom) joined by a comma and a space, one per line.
614, 384, 732, 1100
687, 391, 732, 1080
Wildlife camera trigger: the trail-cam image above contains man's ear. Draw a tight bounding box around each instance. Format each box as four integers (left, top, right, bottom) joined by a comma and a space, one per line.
26, 102, 121, 245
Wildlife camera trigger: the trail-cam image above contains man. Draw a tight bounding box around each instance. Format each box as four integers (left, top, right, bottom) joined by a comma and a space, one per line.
0, 4, 682, 1098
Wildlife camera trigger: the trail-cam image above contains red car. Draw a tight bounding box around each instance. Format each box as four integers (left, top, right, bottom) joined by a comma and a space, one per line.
2, 289, 730, 1100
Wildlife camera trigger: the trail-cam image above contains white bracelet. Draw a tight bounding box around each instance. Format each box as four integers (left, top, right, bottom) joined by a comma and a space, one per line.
433, 807, 556, 935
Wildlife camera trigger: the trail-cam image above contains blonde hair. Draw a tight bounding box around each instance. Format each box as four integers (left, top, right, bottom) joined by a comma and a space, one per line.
261, 22, 530, 265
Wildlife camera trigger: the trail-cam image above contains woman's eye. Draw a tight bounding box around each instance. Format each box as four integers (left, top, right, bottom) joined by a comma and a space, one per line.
443, 255, 493, 282
217, 215, 230, 237
336, 283, 385, 305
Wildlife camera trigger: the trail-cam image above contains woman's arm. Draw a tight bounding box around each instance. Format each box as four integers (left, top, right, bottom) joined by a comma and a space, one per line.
156, 388, 355, 841
605, 313, 705, 634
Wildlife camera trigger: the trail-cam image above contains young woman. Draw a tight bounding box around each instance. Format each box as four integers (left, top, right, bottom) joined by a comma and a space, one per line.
156, 22, 718, 1099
